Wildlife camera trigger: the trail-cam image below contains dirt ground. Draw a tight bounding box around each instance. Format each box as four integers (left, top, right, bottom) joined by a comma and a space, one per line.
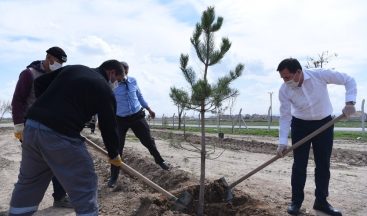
0, 125, 366, 215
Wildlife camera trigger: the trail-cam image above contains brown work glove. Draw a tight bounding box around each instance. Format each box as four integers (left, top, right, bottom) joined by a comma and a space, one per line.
109, 155, 123, 167
14, 123, 24, 142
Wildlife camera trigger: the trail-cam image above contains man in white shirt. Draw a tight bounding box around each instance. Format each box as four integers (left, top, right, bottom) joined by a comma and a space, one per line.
276, 58, 356, 216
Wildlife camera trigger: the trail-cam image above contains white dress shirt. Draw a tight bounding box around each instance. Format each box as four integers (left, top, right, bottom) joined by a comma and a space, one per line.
278, 68, 357, 145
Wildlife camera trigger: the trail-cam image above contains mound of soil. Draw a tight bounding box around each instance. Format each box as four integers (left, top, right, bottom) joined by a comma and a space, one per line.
86, 135, 279, 215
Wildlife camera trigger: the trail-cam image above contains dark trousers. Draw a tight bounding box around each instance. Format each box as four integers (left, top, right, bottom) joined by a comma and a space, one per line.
52, 176, 67, 200
290, 116, 334, 205
19, 140, 66, 201
116, 110, 164, 164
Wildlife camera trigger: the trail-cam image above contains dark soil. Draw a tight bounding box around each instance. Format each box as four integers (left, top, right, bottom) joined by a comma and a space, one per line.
86, 135, 283, 216
152, 130, 367, 166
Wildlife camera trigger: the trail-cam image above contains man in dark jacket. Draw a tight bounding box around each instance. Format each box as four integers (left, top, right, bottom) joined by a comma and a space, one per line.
11, 46, 72, 208
8, 60, 124, 216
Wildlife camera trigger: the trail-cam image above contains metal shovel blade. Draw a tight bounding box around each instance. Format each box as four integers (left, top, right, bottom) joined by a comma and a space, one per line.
172, 191, 193, 211
218, 177, 234, 204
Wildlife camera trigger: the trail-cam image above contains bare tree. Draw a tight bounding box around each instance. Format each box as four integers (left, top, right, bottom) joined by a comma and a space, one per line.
0, 100, 12, 121
305, 51, 338, 69
169, 87, 189, 129
227, 95, 237, 133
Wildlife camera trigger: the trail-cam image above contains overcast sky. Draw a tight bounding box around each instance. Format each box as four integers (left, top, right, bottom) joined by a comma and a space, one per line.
0, 0, 366, 118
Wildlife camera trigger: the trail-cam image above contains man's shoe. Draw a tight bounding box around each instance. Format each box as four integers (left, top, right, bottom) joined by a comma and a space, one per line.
107, 165, 120, 188
287, 202, 301, 215
158, 161, 171, 170
53, 196, 73, 208
107, 176, 118, 188
313, 200, 342, 216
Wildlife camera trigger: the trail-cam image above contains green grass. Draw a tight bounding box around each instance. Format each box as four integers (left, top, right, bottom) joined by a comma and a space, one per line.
152, 125, 367, 141
181, 119, 365, 128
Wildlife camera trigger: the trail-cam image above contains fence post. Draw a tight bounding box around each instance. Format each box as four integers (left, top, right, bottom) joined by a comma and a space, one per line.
267, 106, 271, 131
238, 108, 242, 130
162, 114, 165, 128
198, 113, 200, 128
172, 113, 175, 130
183, 113, 186, 139
362, 99, 365, 133
231, 114, 235, 134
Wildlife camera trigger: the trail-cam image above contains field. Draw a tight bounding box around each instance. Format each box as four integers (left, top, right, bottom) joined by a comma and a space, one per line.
1, 125, 366, 215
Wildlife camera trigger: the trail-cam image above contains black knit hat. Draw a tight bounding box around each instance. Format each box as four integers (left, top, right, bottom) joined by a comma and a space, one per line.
46, 46, 67, 63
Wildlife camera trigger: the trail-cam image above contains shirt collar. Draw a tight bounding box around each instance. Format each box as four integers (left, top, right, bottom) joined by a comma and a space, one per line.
121, 76, 131, 83
303, 69, 310, 81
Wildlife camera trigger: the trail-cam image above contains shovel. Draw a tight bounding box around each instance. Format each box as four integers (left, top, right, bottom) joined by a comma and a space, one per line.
220, 114, 345, 203
84, 136, 192, 211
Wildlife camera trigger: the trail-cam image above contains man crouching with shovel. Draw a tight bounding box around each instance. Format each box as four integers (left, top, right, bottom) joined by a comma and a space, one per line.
276, 58, 356, 216
8, 60, 124, 216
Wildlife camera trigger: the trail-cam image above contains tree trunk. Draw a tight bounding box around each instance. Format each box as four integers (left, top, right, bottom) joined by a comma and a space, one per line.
197, 106, 206, 216
178, 108, 183, 130
178, 114, 182, 129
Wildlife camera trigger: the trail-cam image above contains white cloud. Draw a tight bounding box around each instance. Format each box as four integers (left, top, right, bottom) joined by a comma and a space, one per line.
0, 80, 16, 102
0, 0, 366, 117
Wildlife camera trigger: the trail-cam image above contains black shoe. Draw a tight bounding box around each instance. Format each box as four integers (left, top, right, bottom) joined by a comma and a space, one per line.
53, 196, 73, 208
287, 202, 301, 215
313, 200, 342, 216
107, 176, 118, 188
107, 165, 120, 188
158, 161, 171, 170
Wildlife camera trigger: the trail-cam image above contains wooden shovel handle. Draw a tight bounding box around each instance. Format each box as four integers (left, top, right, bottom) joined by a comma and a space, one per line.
229, 114, 344, 189
84, 136, 178, 201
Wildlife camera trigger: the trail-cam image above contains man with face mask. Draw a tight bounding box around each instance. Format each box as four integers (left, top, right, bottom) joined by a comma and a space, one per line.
107, 61, 170, 188
276, 58, 357, 216
10, 46, 72, 208
8, 60, 124, 216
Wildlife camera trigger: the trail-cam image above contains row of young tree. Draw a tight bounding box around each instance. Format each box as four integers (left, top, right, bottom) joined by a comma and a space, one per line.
168, 6, 341, 215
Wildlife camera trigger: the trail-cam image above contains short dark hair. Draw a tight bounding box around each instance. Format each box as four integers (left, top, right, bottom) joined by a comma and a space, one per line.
120, 61, 129, 70
277, 58, 302, 74
99, 60, 124, 75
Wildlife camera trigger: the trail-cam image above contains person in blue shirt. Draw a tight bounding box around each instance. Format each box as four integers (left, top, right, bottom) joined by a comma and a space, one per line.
107, 61, 170, 188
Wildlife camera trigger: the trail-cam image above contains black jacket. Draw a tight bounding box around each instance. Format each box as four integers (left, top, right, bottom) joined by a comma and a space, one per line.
27, 65, 119, 158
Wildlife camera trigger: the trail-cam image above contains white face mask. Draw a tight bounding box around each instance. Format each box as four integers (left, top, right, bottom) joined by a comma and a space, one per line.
286, 79, 300, 88
49, 62, 62, 71
286, 71, 301, 88
109, 80, 118, 90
